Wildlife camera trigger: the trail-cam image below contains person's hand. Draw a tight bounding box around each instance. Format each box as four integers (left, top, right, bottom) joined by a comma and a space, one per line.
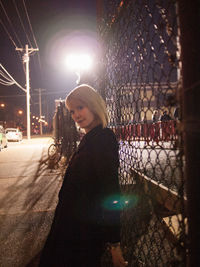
110, 245, 128, 267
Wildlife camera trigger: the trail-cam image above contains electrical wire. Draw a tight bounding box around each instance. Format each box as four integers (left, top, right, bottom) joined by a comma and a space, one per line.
0, 17, 17, 48
22, 0, 42, 72
0, 0, 23, 48
0, 0, 42, 79
22, 0, 38, 49
0, 64, 26, 92
0, 1, 25, 73
0, 70, 14, 81
0, 69, 16, 85
0, 78, 15, 86
13, 0, 33, 48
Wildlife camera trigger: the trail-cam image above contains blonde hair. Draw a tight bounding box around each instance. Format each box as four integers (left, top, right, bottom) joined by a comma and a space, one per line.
65, 84, 108, 128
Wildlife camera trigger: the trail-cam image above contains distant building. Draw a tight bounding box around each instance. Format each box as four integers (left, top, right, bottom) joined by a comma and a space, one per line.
106, 82, 177, 124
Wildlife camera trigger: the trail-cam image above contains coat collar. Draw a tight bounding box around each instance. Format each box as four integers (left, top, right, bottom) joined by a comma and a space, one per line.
78, 124, 103, 151
67, 125, 103, 166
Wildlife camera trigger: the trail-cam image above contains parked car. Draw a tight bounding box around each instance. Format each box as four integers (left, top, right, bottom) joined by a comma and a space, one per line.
5, 128, 23, 142
0, 126, 8, 150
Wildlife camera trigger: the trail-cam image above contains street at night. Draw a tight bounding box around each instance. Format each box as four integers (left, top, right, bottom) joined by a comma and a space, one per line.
0, 137, 63, 266
0, 0, 97, 132
0, 0, 199, 266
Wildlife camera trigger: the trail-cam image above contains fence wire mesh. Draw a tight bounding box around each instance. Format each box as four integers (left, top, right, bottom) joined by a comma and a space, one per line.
95, 0, 187, 266
51, 0, 187, 265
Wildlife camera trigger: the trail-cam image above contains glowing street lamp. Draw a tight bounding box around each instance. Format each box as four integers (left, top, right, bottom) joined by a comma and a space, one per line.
66, 53, 93, 84
0, 103, 5, 108
18, 110, 23, 115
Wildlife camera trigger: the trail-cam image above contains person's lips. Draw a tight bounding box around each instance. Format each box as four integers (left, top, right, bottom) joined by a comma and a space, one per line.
77, 120, 84, 124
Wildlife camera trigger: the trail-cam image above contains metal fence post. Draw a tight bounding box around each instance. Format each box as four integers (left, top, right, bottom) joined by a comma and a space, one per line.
178, 1, 200, 266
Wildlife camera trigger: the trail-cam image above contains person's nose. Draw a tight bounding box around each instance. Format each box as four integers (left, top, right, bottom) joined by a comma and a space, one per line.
73, 110, 80, 120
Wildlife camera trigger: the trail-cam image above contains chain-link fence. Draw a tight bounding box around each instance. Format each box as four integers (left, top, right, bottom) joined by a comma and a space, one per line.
49, 0, 200, 265
95, 0, 187, 266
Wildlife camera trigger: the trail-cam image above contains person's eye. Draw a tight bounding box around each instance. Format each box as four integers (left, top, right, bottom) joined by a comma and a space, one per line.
77, 106, 84, 110
70, 110, 74, 115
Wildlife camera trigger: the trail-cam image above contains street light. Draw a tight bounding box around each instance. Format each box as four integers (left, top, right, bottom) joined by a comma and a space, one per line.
18, 110, 23, 115
0, 103, 5, 108
66, 53, 93, 84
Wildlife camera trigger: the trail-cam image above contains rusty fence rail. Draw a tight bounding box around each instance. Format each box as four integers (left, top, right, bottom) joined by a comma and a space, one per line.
113, 120, 178, 143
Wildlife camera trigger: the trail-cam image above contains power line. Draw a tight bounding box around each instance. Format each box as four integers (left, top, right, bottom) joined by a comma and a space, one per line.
0, 0, 41, 75
0, 1, 25, 72
0, 70, 14, 81
20, 0, 42, 74
0, 66, 16, 86
0, 78, 15, 86
0, 16, 25, 73
13, 0, 33, 48
20, 0, 42, 80
0, 0, 23, 48
22, 0, 39, 49
0, 63, 26, 92
0, 0, 43, 86
0, 17, 17, 48
22, 0, 42, 73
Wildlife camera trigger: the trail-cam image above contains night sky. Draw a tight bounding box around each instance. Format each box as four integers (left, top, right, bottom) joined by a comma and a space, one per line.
0, 0, 97, 121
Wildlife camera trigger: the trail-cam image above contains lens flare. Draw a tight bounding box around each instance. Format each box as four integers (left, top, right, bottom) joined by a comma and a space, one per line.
103, 194, 139, 210
66, 53, 92, 71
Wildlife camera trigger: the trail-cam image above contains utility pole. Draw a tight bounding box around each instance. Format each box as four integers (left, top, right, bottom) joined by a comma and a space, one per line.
35, 88, 46, 135
16, 44, 39, 140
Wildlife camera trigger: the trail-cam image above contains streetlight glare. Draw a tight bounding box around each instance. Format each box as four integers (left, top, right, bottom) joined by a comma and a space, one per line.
66, 53, 92, 71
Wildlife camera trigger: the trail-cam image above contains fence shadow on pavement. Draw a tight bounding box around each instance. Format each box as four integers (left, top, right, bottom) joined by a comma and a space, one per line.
0, 139, 65, 267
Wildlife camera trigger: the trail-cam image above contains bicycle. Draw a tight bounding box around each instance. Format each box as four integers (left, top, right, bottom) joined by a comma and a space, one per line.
48, 138, 63, 165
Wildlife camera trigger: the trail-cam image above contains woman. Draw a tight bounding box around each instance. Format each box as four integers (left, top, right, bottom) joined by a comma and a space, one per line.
39, 84, 128, 267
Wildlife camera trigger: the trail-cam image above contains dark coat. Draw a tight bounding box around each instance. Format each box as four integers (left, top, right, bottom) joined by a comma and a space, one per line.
39, 125, 121, 266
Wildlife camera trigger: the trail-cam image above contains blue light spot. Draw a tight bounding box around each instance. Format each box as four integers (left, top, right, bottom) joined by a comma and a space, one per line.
102, 194, 139, 210
103, 194, 121, 210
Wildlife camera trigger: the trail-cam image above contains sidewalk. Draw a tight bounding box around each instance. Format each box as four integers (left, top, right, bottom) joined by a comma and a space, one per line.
21, 135, 53, 145
0, 136, 62, 267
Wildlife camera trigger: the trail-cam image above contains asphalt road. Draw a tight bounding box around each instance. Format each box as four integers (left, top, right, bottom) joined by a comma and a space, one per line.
0, 137, 63, 267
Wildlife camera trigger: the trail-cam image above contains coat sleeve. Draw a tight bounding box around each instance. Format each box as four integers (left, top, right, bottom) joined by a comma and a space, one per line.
91, 129, 121, 243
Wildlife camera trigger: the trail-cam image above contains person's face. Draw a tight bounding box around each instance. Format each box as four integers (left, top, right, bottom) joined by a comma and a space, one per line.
67, 99, 99, 133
